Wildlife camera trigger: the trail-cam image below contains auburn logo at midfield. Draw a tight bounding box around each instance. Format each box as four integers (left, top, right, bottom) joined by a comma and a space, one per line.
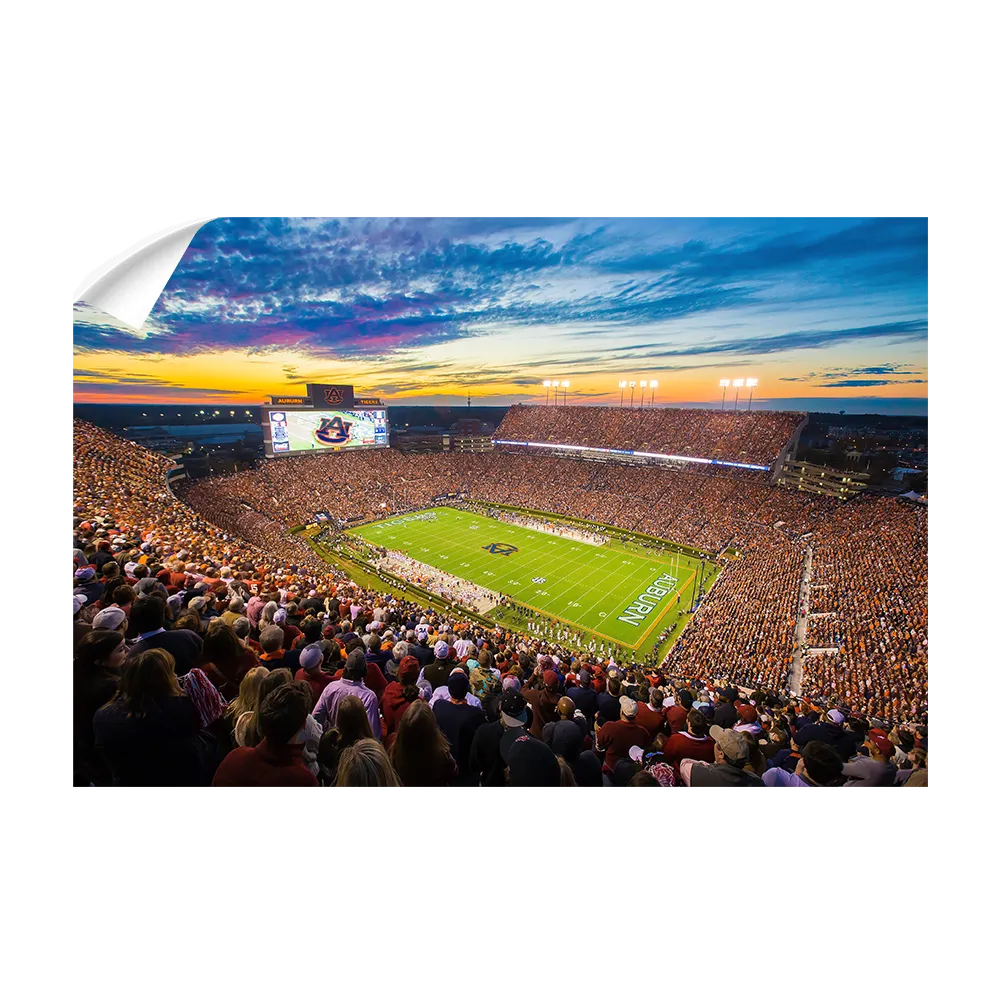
482, 542, 518, 556
314, 415, 353, 446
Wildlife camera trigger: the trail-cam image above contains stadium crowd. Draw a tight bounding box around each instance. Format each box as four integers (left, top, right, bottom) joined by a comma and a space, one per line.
496, 403, 804, 465
72, 414, 928, 786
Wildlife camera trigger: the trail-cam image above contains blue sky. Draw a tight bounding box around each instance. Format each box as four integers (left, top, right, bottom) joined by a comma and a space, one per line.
73, 217, 928, 413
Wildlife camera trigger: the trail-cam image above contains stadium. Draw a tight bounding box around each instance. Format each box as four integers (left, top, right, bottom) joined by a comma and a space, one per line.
69, 216, 929, 795
73, 383, 928, 788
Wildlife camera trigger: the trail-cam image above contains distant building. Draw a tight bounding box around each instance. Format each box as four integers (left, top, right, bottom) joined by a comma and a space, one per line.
891, 466, 924, 481
777, 459, 869, 500
451, 435, 494, 454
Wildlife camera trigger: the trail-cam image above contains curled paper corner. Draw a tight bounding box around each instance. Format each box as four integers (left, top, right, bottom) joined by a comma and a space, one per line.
76, 219, 210, 330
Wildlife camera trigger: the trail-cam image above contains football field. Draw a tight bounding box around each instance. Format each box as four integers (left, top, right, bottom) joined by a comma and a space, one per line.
345, 506, 702, 650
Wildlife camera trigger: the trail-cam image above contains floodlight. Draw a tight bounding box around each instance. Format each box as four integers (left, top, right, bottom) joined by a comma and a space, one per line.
719, 379, 731, 388
618, 380, 627, 388
561, 380, 570, 388
629, 381, 636, 387
650, 380, 658, 388
543, 380, 552, 387
733, 379, 744, 388
746, 377, 758, 388
640, 380, 648, 388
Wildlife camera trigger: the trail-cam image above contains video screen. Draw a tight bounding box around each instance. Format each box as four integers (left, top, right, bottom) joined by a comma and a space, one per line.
266, 408, 388, 456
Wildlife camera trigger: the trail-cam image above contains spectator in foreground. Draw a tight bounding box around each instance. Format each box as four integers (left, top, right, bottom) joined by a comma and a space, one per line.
74, 629, 128, 786
390, 700, 458, 786
313, 649, 381, 739
681, 727, 765, 787
336, 739, 401, 786
93, 649, 216, 786
763, 740, 845, 787
129, 596, 203, 675
843, 729, 899, 786
213, 683, 318, 786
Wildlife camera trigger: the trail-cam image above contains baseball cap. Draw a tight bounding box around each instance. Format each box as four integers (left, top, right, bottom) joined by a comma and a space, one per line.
298, 645, 324, 671
398, 655, 420, 684
737, 704, 758, 723
549, 720, 584, 761
502, 733, 560, 786
542, 669, 559, 690
434, 640, 450, 659
709, 725, 750, 763
447, 671, 470, 699
500, 688, 528, 727
619, 696, 638, 719
827, 709, 846, 725
74, 567, 96, 582
868, 729, 895, 756
92, 607, 127, 630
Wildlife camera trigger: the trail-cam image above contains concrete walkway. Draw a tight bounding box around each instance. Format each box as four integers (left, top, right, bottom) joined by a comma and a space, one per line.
788, 544, 813, 696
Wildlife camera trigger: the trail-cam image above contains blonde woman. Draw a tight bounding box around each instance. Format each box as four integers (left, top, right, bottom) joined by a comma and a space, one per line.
228, 666, 270, 748
335, 738, 401, 787
259, 601, 279, 629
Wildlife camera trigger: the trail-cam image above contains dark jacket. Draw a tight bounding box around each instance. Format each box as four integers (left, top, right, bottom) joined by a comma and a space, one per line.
130, 628, 204, 676
94, 696, 216, 786
413, 642, 435, 668
712, 701, 739, 730
689, 762, 765, 787
468, 720, 518, 787
567, 684, 598, 725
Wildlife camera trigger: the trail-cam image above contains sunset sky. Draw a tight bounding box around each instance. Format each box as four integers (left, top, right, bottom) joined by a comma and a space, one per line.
73, 217, 928, 413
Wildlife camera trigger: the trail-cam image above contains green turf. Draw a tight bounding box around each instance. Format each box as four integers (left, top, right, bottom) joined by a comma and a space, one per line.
344, 506, 706, 651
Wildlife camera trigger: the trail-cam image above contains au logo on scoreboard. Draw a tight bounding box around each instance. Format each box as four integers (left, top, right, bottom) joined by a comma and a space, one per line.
314, 415, 353, 446
482, 542, 518, 556
323, 386, 346, 405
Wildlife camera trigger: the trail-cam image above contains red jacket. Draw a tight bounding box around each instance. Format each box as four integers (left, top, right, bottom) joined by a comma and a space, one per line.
212, 739, 317, 786
665, 704, 689, 735
597, 719, 652, 770
635, 702, 668, 739
382, 681, 419, 738
662, 731, 716, 769
294, 668, 335, 708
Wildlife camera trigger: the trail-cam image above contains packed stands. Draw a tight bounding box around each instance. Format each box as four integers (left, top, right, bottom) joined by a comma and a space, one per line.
73, 417, 928, 787
495, 403, 804, 466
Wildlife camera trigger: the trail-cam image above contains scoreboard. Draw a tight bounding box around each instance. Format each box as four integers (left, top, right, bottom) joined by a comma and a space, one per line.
261, 384, 389, 458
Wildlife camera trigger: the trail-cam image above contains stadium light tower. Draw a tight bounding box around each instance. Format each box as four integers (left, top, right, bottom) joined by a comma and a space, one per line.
650, 379, 658, 405
629, 380, 637, 408
719, 379, 730, 409
561, 380, 570, 404
732, 378, 745, 410
640, 380, 648, 408
745, 377, 759, 411
543, 379, 552, 405
618, 380, 627, 406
